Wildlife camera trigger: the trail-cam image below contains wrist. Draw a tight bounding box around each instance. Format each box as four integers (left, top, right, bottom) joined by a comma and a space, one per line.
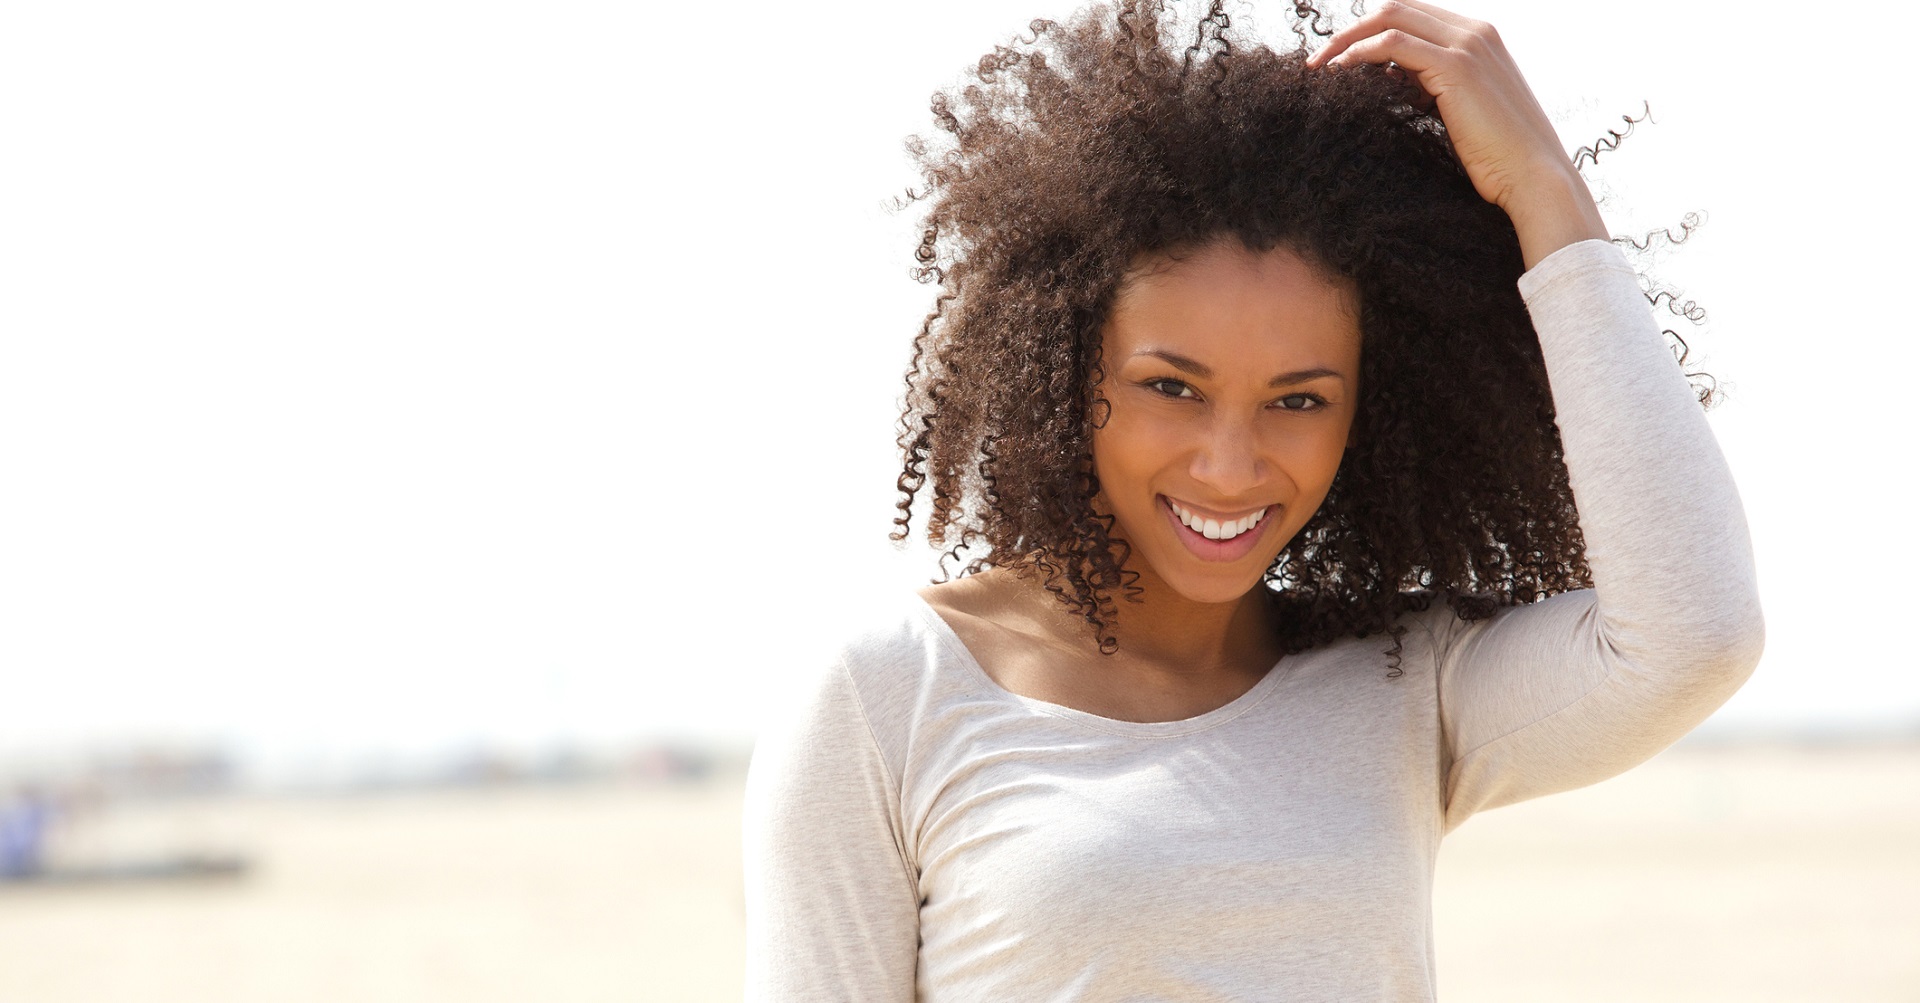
1503, 168, 1610, 271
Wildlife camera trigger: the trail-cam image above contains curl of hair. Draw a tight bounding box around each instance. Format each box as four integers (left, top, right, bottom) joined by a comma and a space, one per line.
891, 0, 1713, 661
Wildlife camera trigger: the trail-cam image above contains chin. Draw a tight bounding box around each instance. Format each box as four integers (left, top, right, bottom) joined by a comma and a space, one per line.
1151, 562, 1275, 607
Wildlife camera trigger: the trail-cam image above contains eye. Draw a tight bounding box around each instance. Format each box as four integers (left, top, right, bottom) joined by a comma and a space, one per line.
1272, 392, 1328, 412
1145, 378, 1197, 399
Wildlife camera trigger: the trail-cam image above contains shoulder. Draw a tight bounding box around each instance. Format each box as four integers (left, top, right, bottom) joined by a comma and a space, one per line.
1333, 591, 1513, 680
758, 591, 977, 775
834, 594, 956, 718
1378, 589, 1466, 655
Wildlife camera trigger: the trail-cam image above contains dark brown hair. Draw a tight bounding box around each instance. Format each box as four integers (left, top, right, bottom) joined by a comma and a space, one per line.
891, 0, 1708, 661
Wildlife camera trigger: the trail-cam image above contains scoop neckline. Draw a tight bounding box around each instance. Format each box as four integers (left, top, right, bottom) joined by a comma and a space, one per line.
908, 593, 1295, 739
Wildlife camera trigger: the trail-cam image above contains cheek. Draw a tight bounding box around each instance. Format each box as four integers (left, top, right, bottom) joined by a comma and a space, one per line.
1090, 406, 1181, 489
1276, 422, 1351, 474
1266, 429, 1350, 500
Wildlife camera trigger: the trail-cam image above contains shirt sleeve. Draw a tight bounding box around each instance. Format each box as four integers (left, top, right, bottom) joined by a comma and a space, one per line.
742, 656, 921, 1001
1436, 238, 1767, 833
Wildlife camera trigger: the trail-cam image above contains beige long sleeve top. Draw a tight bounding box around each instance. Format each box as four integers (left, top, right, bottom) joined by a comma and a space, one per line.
742, 238, 1766, 1001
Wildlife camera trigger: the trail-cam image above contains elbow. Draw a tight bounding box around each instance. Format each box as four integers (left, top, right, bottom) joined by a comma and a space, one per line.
1682, 592, 1767, 697
1734, 601, 1767, 673
1718, 587, 1767, 676
1613, 589, 1765, 700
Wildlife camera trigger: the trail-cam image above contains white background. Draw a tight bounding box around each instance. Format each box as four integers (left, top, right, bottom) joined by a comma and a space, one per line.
1, 0, 1910, 779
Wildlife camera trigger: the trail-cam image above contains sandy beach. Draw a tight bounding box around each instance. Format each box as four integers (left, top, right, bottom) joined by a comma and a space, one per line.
1, 741, 1914, 1002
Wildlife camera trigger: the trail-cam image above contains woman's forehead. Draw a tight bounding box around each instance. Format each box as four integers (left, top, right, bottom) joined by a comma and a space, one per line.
1107, 241, 1361, 361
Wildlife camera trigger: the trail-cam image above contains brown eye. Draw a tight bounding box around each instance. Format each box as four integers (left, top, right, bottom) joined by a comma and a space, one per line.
1274, 393, 1325, 411
1147, 379, 1196, 398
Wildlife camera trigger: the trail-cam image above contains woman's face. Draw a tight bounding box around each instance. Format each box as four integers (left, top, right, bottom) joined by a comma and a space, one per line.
1092, 239, 1363, 606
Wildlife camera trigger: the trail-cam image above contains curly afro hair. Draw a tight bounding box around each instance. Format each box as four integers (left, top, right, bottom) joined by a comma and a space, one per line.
891, 0, 1706, 661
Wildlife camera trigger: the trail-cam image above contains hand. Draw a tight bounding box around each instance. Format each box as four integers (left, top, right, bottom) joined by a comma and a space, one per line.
1305, 1, 1608, 266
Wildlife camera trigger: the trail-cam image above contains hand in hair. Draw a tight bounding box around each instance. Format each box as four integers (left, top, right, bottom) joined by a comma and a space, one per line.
1307, 0, 1608, 266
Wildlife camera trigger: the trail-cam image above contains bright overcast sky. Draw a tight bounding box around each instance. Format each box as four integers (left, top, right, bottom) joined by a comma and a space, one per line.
1, 0, 1909, 776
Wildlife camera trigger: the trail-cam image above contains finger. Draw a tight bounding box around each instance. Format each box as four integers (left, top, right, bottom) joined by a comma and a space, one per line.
1321, 28, 1452, 78
1372, 0, 1479, 33
1306, 1, 1472, 67
1386, 0, 1508, 61
1382, 64, 1439, 112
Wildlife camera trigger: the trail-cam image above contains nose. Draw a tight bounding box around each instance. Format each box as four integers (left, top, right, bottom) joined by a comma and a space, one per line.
1188, 414, 1267, 498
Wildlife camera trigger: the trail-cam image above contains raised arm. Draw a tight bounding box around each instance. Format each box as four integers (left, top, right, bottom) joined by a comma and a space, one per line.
742, 658, 921, 1000
1432, 237, 1763, 826
1313, 3, 1765, 828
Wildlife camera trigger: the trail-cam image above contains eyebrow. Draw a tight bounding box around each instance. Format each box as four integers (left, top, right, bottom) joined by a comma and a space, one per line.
1136, 349, 1347, 388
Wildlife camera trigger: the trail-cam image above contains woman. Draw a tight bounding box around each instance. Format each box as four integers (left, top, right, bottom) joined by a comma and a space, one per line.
744, 1, 1764, 998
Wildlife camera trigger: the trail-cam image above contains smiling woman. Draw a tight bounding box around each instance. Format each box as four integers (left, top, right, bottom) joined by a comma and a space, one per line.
878, 3, 1621, 670
1094, 241, 1362, 607
742, 0, 1765, 998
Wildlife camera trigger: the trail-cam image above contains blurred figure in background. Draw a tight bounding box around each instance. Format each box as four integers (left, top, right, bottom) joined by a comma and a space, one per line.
0, 785, 52, 880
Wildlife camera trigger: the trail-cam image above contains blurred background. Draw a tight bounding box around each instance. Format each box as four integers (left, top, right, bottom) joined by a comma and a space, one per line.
1, 0, 1915, 999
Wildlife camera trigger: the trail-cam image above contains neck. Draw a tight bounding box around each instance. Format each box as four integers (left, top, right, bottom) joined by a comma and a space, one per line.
1020, 555, 1282, 679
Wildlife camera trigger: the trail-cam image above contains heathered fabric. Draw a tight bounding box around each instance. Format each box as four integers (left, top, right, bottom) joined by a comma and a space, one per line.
742, 238, 1766, 1001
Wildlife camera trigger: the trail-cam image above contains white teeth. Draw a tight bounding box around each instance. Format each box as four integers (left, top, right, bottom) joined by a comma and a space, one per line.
1171, 501, 1268, 542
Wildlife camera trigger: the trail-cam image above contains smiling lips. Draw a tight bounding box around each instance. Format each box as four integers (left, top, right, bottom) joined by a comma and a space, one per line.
1167, 499, 1269, 540
1160, 496, 1275, 563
